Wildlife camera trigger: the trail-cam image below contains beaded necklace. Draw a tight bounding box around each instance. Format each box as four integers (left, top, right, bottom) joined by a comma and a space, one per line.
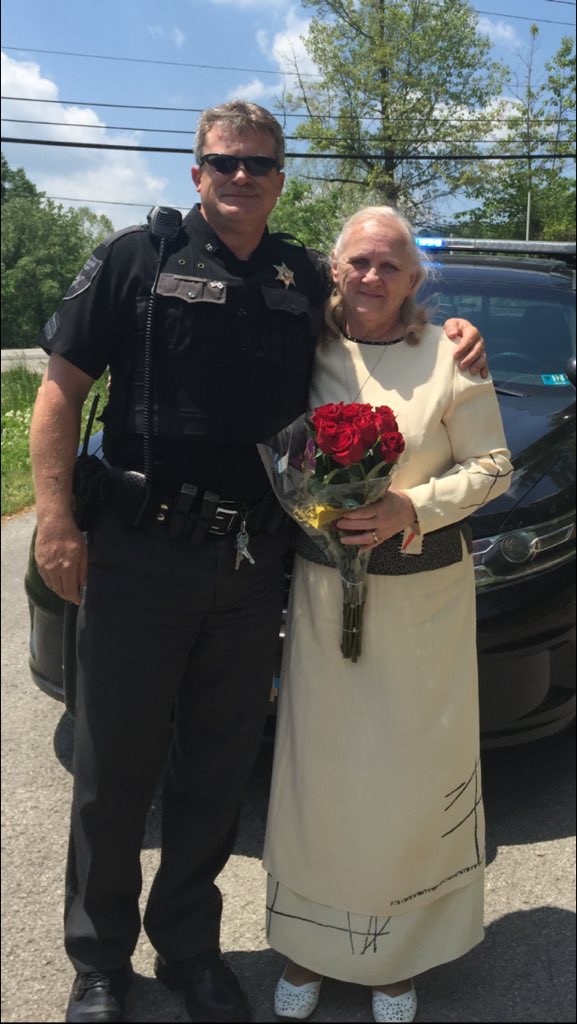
342, 333, 405, 347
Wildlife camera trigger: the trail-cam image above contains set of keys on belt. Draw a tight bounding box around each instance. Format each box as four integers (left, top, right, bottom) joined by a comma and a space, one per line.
235, 516, 256, 570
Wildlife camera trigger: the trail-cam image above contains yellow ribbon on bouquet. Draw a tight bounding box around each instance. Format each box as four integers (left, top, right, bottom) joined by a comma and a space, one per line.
294, 503, 343, 530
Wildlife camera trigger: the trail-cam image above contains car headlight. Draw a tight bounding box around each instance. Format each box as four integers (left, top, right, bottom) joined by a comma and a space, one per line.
473, 511, 576, 587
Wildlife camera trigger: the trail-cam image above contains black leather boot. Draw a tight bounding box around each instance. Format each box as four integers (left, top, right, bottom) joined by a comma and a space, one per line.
65, 964, 133, 1022
155, 949, 252, 1023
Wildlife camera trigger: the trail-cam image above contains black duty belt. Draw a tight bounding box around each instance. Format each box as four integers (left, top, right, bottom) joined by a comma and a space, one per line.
154, 489, 246, 539
102, 468, 287, 540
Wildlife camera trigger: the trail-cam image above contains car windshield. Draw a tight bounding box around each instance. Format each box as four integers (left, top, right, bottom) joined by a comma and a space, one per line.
422, 273, 576, 388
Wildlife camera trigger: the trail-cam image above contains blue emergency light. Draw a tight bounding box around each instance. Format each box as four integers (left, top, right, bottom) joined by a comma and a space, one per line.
415, 237, 446, 248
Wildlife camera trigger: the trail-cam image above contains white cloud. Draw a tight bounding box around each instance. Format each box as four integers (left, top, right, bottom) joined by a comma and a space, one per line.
171, 28, 186, 48
1, 51, 59, 101
433, 95, 522, 144
221, 10, 318, 110
225, 78, 278, 103
1, 52, 168, 229
267, 10, 317, 79
256, 29, 269, 54
147, 25, 186, 48
477, 16, 520, 49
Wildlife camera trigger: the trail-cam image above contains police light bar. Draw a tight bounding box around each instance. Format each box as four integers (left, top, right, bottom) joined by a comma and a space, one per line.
415, 238, 576, 258
415, 237, 446, 248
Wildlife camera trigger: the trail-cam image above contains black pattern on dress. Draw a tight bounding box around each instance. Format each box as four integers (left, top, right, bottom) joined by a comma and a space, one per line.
391, 759, 484, 907
267, 880, 393, 955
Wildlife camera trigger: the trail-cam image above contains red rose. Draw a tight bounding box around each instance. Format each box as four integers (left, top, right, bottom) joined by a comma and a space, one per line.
325, 423, 367, 466
380, 431, 405, 463
340, 402, 372, 422
316, 420, 341, 453
311, 403, 344, 430
374, 405, 399, 435
353, 409, 379, 448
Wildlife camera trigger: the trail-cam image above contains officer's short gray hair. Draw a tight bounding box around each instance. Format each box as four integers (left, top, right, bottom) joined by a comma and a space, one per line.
195, 101, 285, 167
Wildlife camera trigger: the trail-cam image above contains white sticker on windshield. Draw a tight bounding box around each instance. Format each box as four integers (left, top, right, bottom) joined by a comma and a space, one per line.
541, 374, 570, 386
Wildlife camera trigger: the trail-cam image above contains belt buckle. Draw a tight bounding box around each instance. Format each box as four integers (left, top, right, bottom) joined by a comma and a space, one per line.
210, 504, 240, 536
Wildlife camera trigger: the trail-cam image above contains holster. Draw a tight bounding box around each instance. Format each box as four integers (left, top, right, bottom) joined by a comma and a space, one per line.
102, 466, 152, 529
72, 455, 107, 532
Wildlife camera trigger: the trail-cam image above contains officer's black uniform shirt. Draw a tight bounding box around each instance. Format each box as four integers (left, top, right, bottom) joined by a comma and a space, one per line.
40, 206, 330, 500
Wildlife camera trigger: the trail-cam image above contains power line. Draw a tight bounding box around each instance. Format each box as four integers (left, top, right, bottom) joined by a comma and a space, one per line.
1, 95, 209, 114
4, 116, 576, 131
3, 0, 576, 58
1, 46, 322, 78
1, 118, 196, 136
2, 97, 575, 126
42, 195, 192, 211
473, 5, 574, 21
2, 135, 574, 160
2, 118, 573, 148
2, 2, 576, 77
1, 6, 573, 116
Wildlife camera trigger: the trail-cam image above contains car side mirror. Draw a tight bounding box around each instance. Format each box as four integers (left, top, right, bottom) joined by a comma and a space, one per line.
566, 355, 576, 388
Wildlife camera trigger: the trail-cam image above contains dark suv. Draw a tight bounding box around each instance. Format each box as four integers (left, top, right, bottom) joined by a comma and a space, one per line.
26, 239, 576, 747
414, 239, 576, 746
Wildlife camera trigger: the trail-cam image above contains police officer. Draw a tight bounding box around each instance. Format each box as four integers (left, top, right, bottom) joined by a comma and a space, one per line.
30, 100, 486, 1024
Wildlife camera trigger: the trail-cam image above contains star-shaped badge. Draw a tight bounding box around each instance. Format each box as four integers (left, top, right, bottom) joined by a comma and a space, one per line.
274, 262, 295, 289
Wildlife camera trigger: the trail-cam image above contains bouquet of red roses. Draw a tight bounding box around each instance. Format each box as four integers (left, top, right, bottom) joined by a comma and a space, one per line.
258, 402, 405, 661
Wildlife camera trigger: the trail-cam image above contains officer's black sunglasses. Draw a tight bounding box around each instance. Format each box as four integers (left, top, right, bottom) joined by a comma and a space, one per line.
199, 153, 282, 176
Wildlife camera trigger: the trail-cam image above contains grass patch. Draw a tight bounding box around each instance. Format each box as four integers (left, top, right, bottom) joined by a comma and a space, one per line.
1, 367, 108, 518
1, 368, 41, 516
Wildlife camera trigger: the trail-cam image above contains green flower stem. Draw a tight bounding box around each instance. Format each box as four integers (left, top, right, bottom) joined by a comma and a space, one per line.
340, 577, 367, 662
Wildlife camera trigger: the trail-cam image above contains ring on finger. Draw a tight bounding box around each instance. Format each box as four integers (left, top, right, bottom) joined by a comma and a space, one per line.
371, 529, 379, 545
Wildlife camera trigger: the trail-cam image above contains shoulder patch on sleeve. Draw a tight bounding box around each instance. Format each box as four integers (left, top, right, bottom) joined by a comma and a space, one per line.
63, 253, 104, 300
62, 225, 146, 301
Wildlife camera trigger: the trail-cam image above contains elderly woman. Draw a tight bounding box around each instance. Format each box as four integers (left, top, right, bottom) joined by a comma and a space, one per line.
264, 207, 513, 1023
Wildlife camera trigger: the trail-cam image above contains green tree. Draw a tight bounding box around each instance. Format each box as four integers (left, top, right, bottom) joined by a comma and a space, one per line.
454, 31, 576, 240
269, 178, 365, 250
1, 152, 40, 205
542, 35, 576, 169
279, 0, 506, 218
454, 165, 575, 241
1, 156, 114, 347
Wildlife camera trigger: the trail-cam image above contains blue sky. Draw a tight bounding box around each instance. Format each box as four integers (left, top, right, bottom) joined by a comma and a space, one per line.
1, 0, 575, 228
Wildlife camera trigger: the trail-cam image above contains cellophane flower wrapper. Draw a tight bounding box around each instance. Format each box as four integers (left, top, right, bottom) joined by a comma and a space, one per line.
258, 404, 404, 662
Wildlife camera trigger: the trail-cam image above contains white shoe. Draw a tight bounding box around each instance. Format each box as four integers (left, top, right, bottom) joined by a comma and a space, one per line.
274, 973, 322, 1020
372, 980, 417, 1022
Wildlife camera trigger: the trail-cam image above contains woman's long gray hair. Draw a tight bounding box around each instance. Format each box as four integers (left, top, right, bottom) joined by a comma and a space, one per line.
324, 206, 430, 345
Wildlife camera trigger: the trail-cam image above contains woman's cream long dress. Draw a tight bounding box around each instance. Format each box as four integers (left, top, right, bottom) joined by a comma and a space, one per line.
263, 325, 512, 984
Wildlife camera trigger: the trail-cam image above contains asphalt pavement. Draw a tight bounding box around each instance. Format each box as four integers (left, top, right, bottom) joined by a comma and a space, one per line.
1, 508, 575, 1022
1, 348, 48, 375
